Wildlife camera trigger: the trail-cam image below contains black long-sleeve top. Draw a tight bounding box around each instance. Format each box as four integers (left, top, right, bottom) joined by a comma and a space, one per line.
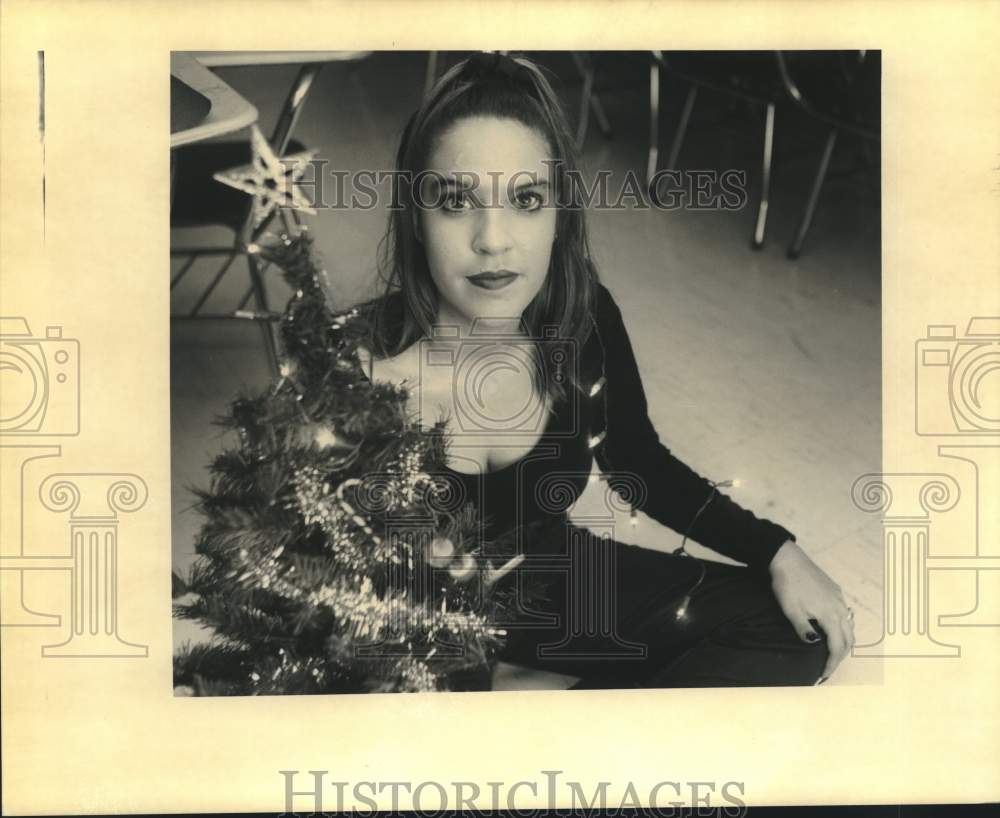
363, 282, 795, 571
586, 282, 795, 570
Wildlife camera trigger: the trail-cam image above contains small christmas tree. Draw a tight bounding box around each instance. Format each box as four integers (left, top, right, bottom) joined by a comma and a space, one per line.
173, 230, 525, 695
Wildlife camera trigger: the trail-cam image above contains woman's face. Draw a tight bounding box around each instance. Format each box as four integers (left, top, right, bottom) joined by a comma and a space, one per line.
419, 116, 557, 330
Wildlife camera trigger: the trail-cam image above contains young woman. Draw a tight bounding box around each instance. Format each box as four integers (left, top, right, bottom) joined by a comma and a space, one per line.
357, 52, 854, 688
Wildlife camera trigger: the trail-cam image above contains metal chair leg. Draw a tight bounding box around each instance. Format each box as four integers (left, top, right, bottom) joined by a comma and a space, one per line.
271, 64, 323, 156
788, 128, 838, 259
752, 101, 776, 249
237, 284, 255, 311
246, 250, 280, 376
646, 59, 660, 188
665, 85, 698, 171
237, 257, 272, 311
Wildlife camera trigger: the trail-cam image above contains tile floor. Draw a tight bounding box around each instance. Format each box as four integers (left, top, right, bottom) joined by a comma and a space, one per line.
171, 52, 882, 689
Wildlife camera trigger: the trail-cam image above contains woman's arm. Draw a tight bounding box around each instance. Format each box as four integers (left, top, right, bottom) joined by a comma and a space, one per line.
591, 283, 794, 572
590, 283, 855, 677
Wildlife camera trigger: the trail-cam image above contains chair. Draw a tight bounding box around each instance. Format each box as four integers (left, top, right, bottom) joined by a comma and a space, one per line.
651, 51, 790, 249
572, 51, 784, 249
570, 52, 614, 151
651, 50, 880, 257
170, 60, 328, 376
775, 51, 880, 258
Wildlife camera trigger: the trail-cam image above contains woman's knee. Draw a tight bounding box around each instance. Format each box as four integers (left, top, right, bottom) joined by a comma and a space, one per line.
712, 584, 829, 685
774, 638, 828, 685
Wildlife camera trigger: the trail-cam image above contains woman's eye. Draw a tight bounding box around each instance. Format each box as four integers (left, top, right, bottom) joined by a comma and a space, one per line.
514, 191, 544, 211
442, 192, 473, 212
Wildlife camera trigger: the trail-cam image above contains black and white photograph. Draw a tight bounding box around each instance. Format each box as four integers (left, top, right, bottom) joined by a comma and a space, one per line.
170, 50, 882, 695
5, 1, 1000, 814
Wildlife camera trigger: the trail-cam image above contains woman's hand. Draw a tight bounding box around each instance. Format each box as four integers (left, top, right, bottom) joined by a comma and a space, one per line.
768, 540, 855, 682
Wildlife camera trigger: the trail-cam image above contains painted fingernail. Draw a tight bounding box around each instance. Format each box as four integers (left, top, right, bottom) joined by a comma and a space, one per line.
814, 676, 828, 686
805, 631, 820, 642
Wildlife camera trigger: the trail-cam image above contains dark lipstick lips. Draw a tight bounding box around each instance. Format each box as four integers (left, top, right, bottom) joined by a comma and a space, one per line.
469, 270, 517, 280
467, 270, 519, 290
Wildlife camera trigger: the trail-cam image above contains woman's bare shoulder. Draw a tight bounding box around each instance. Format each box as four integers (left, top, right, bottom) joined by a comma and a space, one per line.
357, 340, 419, 388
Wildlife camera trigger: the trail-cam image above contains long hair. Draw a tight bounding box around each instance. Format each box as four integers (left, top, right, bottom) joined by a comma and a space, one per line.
364, 52, 600, 402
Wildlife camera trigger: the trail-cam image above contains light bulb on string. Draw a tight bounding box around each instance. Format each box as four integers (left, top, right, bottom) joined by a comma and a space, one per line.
449, 552, 477, 581
427, 536, 455, 568
312, 426, 339, 449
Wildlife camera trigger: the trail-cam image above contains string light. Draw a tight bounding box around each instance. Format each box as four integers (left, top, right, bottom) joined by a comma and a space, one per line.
312, 426, 339, 449
667, 478, 745, 622
674, 597, 690, 621
589, 315, 746, 626
448, 552, 477, 581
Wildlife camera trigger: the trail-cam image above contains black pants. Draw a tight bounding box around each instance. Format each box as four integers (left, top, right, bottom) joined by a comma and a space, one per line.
495, 525, 828, 688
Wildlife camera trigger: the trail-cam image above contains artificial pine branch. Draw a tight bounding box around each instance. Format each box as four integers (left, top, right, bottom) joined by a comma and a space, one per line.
173, 228, 520, 696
